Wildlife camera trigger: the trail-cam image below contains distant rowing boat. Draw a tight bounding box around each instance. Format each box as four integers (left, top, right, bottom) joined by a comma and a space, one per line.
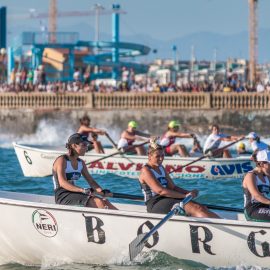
13, 142, 255, 180
0, 190, 269, 267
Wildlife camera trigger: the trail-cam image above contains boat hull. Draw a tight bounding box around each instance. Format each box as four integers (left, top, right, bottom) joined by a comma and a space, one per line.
13, 142, 255, 180
0, 191, 269, 267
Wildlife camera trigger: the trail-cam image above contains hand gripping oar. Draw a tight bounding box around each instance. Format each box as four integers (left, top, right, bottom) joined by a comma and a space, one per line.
110, 192, 243, 213
129, 195, 193, 261
168, 136, 246, 174
85, 140, 149, 165
105, 132, 135, 164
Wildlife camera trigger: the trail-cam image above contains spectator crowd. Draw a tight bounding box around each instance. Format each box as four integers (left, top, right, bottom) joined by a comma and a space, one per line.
1, 66, 270, 94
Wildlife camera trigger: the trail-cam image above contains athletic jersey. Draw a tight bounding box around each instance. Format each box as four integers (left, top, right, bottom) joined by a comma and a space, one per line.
243, 172, 270, 207
79, 131, 90, 138
251, 141, 269, 152
141, 164, 168, 202
203, 133, 228, 153
52, 155, 83, 190
159, 133, 176, 148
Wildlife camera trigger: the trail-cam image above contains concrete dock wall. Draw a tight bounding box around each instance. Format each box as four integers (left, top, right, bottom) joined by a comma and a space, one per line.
1, 109, 269, 136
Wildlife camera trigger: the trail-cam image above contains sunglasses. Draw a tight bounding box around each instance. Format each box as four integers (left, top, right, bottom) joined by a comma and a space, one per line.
78, 142, 89, 147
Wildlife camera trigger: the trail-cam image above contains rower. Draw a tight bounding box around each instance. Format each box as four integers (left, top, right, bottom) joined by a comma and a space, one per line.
236, 142, 252, 156
77, 115, 106, 153
242, 149, 270, 221
203, 124, 242, 158
52, 133, 117, 210
139, 138, 219, 218
189, 136, 203, 157
117, 121, 151, 155
159, 120, 194, 157
246, 132, 269, 159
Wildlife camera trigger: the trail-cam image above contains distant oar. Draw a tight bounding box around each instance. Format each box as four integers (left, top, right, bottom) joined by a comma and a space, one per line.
168, 136, 246, 174
129, 195, 193, 261
105, 132, 135, 164
105, 132, 118, 148
86, 140, 149, 165
110, 192, 243, 213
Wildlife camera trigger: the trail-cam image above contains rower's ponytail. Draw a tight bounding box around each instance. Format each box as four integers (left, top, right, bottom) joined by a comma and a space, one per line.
148, 137, 163, 155
66, 143, 76, 157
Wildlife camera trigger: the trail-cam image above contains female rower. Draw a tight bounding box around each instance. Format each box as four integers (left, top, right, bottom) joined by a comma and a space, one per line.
246, 132, 269, 158
159, 120, 194, 157
53, 133, 117, 210
203, 124, 242, 158
236, 142, 252, 156
242, 149, 270, 221
139, 139, 219, 218
189, 136, 203, 157
117, 120, 151, 155
77, 115, 106, 153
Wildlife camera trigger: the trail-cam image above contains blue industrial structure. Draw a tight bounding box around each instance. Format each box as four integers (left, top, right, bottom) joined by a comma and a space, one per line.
7, 4, 151, 82
0, 7, 7, 49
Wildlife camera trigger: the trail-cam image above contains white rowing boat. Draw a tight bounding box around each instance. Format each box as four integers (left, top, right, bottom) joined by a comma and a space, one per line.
13, 142, 254, 180
0, 190, 269, 267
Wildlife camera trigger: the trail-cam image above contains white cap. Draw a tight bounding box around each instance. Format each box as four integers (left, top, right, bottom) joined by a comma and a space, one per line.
256, 150, 270, 163
247, 132, 258, 140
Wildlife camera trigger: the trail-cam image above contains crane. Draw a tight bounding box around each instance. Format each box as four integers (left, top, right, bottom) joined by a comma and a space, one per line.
249, 0, 258, 85
31, 0, 125, 43
30, 0, 259, 84
49, 0, 57, 34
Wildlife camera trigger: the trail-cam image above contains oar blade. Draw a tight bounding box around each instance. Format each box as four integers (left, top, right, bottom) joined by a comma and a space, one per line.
129, 233, 147, 261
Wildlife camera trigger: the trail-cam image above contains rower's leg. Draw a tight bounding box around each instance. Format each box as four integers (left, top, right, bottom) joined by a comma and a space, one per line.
173, 144, 190, 157
86, 197, 118, 210
136, 146, 146, 155
184, 202, 220, 218
223, 149, 232, 158
93, 141, 105, 154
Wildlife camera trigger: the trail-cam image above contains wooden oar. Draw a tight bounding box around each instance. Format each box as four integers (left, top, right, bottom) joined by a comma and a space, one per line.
129, 195, 193, 261
110, 192, 243, 213
86, 140, 149, 165
105, 132, 135, 164
168, 136, 246, 174
208, 136, 246, 157
105, 132, 118, 148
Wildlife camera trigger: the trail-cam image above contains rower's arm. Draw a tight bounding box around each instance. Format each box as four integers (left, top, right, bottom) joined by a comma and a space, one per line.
79, 126, 105, 135
221, 135, 242, 142
141, 167, 186, 199
169, 131, 194, 138
135, 130, 151, 138
244, 173, 270, 205
81, 161, 103, 192
54, 157, 84, 193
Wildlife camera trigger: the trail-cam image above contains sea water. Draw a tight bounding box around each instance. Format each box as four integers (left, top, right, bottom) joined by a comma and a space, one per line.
0, 120, 268, 270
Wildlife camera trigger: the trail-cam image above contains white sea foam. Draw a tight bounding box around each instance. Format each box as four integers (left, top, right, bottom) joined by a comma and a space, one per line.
0, 119, 74, 148
0, 119, 269, 154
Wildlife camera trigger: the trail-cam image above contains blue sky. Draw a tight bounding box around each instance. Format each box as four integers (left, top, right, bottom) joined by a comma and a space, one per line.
2, 0, 270, 61
2, 0, 270, 40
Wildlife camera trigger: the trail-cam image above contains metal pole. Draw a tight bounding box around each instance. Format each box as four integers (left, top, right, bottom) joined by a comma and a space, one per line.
112, 4, 120, 80
93, 4, 104, 74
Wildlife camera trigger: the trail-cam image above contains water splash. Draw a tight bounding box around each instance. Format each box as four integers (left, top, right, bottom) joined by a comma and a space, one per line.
0, 119, 74, 148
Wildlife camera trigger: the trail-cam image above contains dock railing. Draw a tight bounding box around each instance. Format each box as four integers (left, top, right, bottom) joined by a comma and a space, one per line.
0, 92, 270, 110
